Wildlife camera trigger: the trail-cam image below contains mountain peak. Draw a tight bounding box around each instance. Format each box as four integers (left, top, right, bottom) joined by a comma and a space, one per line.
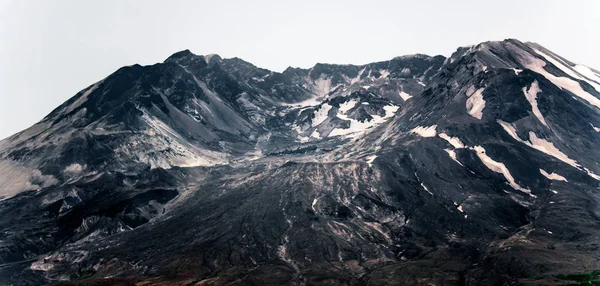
164, 49, 196, 62
203, 53, 222, 64
392, 53, 433, 60
444, 38, 542, 72
3, 39, 600, 285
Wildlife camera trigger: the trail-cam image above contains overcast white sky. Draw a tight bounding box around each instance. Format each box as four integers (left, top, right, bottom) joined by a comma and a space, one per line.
1, 0, 599, 139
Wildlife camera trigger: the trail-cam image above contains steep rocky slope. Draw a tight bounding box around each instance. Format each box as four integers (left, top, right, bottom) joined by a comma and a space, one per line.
1, 39, 600, 285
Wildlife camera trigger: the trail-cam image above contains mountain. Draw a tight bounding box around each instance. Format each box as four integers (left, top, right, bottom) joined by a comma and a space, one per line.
1, 39, 600, 285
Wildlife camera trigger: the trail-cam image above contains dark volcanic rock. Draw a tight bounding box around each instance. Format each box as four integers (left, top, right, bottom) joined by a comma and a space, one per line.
1, 39, 600, 285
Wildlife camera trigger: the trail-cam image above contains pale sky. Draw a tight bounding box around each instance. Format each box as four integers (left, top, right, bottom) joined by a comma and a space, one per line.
1, 0, 599, 139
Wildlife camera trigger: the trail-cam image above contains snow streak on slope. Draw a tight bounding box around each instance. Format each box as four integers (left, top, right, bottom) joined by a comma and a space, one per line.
438, 130, 533, 195
444, 149, 463, 166
513, 45, 600, 109
498, 120, 600, 180
438, 133, 466, 166
472, 146, 534, 197
532, 48, 600, 92
522, 81, 548, 127
498, 120, 578, 167
438, 133, 465, 148
540, 169, 567, 182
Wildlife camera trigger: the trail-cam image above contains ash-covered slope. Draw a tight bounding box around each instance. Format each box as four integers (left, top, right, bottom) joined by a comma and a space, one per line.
1, 39, 600, 285
0, 50, 443, 199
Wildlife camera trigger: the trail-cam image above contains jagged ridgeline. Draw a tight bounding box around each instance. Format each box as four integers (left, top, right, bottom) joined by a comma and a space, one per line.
1, 39, 600, 285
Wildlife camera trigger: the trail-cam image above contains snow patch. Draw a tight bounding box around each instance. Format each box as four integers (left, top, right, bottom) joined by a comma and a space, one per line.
498, 120, 578, 167
498, 120, 600, 180
338, 100, 357, 114
522, 81, 548, 126
528, 132, 579, 167
311, 103, 332, 127
410, 125, 437, 137
399, 91, 412, 101
63, 163, 85, 175
420, 183, 433, 195
533, 49, 600, 92
466, 86, 485, 120
472, 146, 534, 197
574, 65, 600, 84
444, 149, 463, 166
522, 48, 600, 109
298, 136, 310, 143
329, 104, 398, 137
365, 155, 377, 167
540, 169, 567, 182
310, 130, 322, 139
383, 105, 400, 114
438, 133, 465, 148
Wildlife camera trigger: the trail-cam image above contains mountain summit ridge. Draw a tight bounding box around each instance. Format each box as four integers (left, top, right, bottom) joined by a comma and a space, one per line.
1, 39, 600, 285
